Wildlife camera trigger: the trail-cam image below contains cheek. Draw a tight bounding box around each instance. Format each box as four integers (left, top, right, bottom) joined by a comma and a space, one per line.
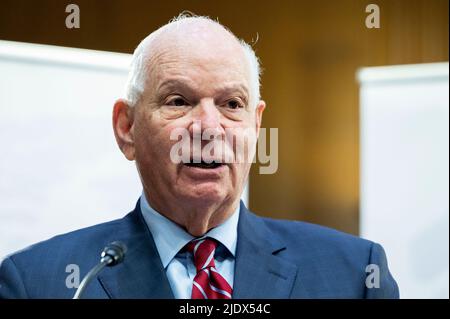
223, 114, 257, 135
135, 115, 191, 163
223, 119, 258, 160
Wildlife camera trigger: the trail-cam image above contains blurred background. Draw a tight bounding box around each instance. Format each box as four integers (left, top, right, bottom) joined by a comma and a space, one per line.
0, 0, 448, 298
1, 0, 448, 233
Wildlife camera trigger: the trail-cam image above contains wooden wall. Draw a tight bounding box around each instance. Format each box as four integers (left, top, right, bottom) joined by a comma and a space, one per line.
1, 0, 448, 234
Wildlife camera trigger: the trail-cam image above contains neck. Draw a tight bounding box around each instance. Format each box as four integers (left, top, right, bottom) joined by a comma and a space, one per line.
143, 189, 240, 237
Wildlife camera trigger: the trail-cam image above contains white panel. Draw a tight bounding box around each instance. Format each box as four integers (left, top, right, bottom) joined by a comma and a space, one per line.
359, 62, 449, 299
0, 41, 142, 258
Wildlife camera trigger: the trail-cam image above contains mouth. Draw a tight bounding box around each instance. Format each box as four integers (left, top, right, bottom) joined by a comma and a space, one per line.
184, 161, 225, 169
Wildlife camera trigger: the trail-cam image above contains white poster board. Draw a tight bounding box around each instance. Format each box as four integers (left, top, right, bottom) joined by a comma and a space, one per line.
359, 62, 449, 299
0, 40, 249, 259
0, 41, 141, 258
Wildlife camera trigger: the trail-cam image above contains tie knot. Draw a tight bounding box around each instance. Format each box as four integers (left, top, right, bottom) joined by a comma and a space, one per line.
185, 238, 218, 272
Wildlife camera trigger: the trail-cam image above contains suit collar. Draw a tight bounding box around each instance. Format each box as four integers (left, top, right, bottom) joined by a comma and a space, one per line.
232, 201, 299, 298
139, 192, 240, 267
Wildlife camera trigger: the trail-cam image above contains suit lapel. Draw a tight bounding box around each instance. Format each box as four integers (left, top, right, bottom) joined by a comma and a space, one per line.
98, 201, 174, 299
233, 202, 299, 298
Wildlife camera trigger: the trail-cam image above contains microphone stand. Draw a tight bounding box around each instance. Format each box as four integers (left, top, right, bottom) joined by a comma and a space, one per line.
73, 241, 126, 299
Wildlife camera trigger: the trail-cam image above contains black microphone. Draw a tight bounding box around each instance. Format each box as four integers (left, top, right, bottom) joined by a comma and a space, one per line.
73, 241, 127, 299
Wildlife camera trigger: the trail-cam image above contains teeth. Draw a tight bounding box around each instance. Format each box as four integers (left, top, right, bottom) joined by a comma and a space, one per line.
185, 161, 222, 169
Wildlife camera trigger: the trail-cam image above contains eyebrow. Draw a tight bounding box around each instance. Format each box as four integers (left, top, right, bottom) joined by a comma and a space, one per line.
156, 78, 250, 103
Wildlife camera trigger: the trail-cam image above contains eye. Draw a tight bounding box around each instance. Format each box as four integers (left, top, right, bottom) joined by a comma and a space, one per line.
226, 99, 244, 110
167, 97, 188, 107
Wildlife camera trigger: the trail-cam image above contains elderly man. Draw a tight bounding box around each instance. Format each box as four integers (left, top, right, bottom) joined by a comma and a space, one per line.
0, 15, 398, 299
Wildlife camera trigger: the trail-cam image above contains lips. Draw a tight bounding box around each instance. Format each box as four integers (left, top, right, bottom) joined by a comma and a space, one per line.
184, 160, 224, 169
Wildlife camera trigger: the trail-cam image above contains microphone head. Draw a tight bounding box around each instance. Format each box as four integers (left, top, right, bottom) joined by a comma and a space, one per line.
101, 241, 127, 266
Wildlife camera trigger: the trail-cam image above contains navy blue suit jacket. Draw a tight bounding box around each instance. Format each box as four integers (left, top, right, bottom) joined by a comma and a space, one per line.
0, 201, 399, 298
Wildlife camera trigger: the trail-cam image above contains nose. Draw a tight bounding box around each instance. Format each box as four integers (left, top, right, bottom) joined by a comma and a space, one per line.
189, 98, 224, 136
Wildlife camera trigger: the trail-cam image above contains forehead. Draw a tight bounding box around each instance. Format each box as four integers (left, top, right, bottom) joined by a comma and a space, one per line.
146, 30, 251, 94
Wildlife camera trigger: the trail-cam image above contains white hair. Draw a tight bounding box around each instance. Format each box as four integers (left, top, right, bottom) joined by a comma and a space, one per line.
124, 13, 262, 108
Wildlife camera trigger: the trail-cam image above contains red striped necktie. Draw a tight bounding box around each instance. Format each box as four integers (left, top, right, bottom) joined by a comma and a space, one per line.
185, 238, 233, 299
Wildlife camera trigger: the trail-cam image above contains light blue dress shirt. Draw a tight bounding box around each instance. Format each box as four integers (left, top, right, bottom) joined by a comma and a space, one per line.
139, 192, 239, 299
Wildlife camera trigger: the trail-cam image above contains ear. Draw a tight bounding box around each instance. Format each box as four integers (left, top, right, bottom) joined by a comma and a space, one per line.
255, 100, 266, 138
112, 99, 136, 161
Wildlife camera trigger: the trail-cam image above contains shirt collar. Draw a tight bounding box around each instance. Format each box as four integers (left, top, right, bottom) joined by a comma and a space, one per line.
140, 191, 240, 268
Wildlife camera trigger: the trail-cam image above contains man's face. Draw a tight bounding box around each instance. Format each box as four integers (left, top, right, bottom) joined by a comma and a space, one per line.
125, 32, 264, 212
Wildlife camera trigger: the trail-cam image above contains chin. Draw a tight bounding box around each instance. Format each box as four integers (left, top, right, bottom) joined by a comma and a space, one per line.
179, 183, 227, 205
